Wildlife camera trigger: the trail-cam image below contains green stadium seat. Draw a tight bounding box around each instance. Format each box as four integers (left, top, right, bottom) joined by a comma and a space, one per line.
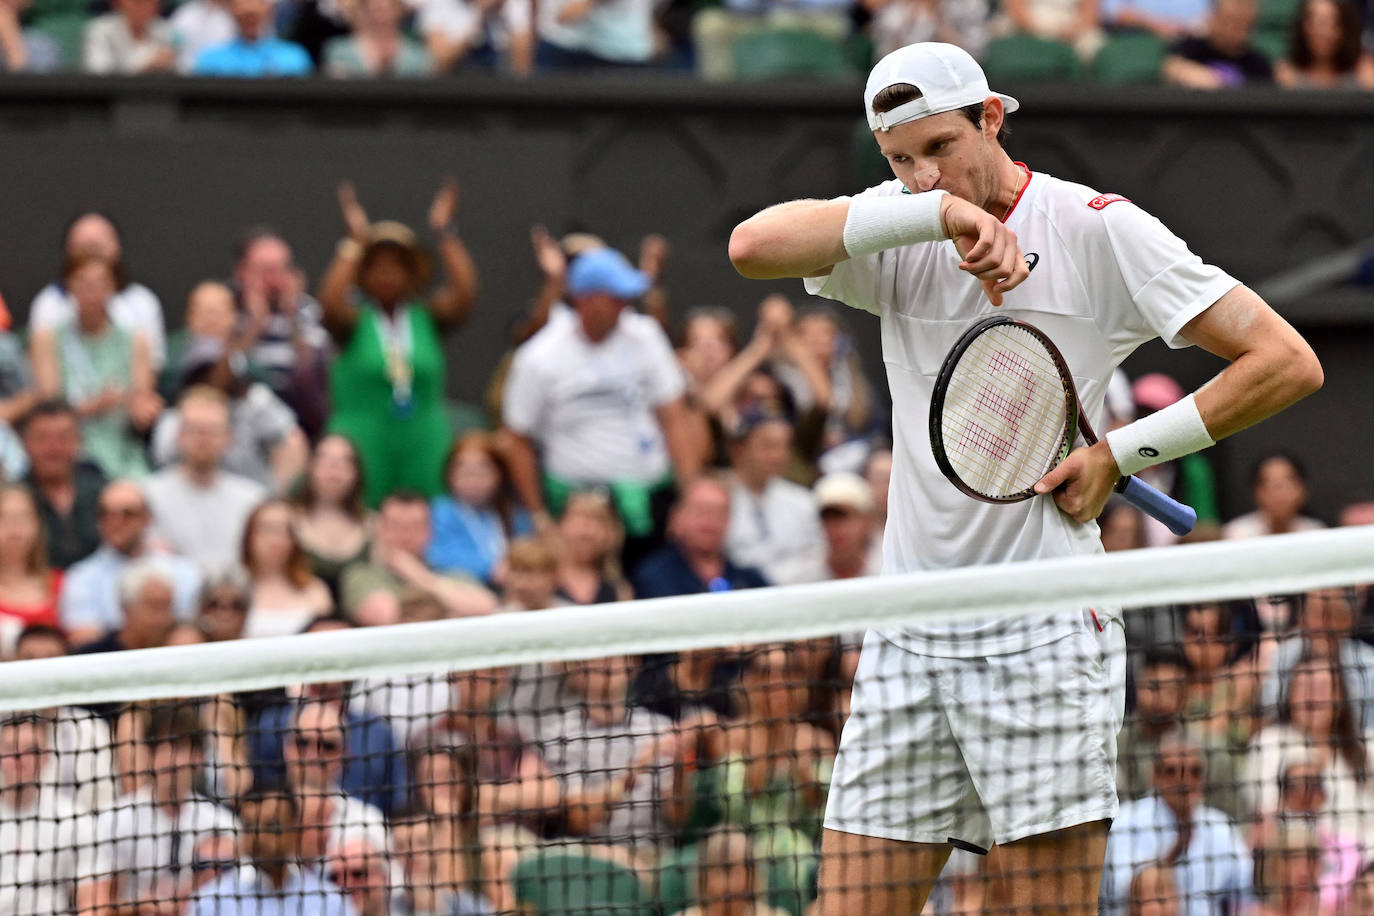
512, 849, 656, 916
1093, 33, 1169, 84
29, 12, 88, 70
1253, 26, 1289, 61
1258, 0, 1300, 31
982, 35, 1081, 83
731, 29, 855, 81
651, 839, 815, 916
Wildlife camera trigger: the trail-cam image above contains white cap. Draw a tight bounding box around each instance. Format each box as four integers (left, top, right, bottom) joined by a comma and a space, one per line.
814, 472, 875, 515
864, 42, 1019, 132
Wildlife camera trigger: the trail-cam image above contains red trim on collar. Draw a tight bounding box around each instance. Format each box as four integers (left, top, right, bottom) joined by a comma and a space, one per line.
1002, 162, 1033, 223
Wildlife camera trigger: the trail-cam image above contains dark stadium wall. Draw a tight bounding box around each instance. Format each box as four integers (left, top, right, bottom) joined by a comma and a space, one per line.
2, 77, 1371, 523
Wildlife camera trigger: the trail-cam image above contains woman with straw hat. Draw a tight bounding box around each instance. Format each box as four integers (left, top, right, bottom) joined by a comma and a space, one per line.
319, 178, 478, 507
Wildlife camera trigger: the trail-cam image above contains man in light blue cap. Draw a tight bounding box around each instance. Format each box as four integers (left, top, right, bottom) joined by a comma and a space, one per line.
502, 246, 700, 571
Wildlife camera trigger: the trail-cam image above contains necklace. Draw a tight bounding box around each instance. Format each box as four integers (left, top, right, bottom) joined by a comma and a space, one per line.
1001, 163, 1030, 222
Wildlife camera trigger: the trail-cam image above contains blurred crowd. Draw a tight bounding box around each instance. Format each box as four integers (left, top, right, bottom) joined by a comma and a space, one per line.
0, 0, 1372, 87
0, 191, 1373, 916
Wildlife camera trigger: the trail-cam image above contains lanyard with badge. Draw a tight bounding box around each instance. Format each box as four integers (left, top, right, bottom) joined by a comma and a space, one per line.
373, 308, 413, 418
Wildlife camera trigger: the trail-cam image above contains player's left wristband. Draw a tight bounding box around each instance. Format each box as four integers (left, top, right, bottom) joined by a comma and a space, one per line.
1105, 392, 1215, 477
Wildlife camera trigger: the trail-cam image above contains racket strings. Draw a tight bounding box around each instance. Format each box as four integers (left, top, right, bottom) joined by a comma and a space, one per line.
941, 326, 1071, 497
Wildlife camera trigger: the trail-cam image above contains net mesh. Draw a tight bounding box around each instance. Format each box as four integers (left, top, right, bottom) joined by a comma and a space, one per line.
3, 528, 1374, 916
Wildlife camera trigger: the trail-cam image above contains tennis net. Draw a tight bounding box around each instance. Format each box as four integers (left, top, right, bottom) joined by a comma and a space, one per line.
3, 527, 1374, 916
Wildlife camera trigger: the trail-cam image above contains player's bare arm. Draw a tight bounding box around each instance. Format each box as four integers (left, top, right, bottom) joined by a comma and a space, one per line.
1037, 285, 1323, 522
729, 193, 1031, 305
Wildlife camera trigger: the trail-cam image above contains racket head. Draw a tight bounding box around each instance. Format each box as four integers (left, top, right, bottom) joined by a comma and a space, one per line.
929, 316, 1080, 503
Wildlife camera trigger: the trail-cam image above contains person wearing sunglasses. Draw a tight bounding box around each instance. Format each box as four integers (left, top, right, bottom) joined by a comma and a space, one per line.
1101, 734, 1252, 915
60, 478, 203, 648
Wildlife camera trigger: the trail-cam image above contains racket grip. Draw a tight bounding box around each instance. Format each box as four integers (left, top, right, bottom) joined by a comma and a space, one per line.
1118, 475, 1197, 536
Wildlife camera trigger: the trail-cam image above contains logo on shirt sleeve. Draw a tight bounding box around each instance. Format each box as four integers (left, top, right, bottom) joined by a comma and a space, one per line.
1087, 193, 1130, 210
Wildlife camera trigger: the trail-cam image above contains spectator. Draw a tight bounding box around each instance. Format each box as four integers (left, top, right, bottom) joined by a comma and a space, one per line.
171, 0, 237, 71
340, 491, 498, 620
82, 0, 177, 73
320, 180, 477, 507
1162, 0, 1275, 88
678, 827, 792, 916
75, 557, 178, 657
863, 0, 991, 60
324, 832, 402, 916
1101, 497, 1149, 552
240, 499, 333, 638
293, 434, 373, 600
194, 569, 252, 642
1276, 0, 1374, 88
1249, 754, 1363, 914
504, 246, 698, 570
60, 479, 203, 647
98, 703, 239, 915
1262, 588, 1374, 731
677, 306, 739, 462
390, 804, 495, 916
160, 282, 239, 402
1247, 822, 1328, 916
1101, 734, 1252, 915
19, 400, 105, 570
771, 471, 881, 585
252, 677, 408, 818
324, 0, 431, 76
0, 325, 36, 480
30, 254, 163, 480
1128, 863, 1182, 916
193, 0, 314, 74
1346, 861, 1374, 916
415, 0, 533, 75
1117, 647, 1191, 802
0, 484, 62, 640
992, 0, 1106, 64
228, 228, 331, 439
634, 475, 769, 599
152, 338, 310, 493
1102, 0, 1210, 39
724, 410, 823, 583
556, 489, 632, 604
1180, 601, 1262, 752
28, 212, 166, 370
1247, 654, 1374, 847
191, 784, 349, 916
519, 654, 687, 852
500, 536, 564, 612
144, 385, 268, 575
691, 0, 853, 80
535, 0, 660, 68
775, 305, 873, 462
282, 697, 390, 850
427, 431, 532, 585
1224, 452, 1324, 540
10, 624, 119, 813
0, 0, 62, 71
0, 712, 113, 914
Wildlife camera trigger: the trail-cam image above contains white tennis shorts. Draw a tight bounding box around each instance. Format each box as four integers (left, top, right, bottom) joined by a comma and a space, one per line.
824, 615, 1126, 852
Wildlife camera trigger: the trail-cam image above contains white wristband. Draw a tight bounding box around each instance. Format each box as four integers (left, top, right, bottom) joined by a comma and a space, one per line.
842, 191, 948, 258
1105, 392, 1215, 477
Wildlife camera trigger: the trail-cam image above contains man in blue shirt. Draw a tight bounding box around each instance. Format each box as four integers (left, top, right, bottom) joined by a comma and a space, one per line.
193, 0, 312, 77
193, 785, 349, 916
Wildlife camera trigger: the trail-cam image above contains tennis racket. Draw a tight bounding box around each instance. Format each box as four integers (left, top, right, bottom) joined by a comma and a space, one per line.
929, 315, 1197, 536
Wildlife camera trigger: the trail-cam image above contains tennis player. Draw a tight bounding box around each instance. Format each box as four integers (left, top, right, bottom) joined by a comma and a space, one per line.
729, 42, 1323, 915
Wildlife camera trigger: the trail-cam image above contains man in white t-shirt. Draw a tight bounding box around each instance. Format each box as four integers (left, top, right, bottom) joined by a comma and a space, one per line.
503, 246, 699, 569
729, 41, 1322, 915
0, 713, 113, 915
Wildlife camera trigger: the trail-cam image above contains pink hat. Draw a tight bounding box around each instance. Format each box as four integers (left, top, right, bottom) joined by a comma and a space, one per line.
1132, 373, 1186, 413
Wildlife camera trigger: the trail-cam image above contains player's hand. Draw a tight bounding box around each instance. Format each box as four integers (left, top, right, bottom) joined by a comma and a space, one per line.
1034, 440, 1121, 523
940, 195, 1030, 306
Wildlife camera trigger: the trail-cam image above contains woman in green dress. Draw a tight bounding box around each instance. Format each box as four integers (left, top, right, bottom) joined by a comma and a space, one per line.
318, 179, 479, 508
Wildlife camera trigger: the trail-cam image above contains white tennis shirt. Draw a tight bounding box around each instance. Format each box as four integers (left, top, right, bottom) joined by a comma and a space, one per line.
806, 167, 1238, 656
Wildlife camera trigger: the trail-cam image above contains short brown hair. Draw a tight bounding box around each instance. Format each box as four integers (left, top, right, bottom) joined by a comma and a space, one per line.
506, 536, 559, 574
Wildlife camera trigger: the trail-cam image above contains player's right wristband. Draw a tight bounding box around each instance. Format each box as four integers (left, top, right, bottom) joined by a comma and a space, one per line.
842, 191, 949, 258
1106, 393, 1215, 477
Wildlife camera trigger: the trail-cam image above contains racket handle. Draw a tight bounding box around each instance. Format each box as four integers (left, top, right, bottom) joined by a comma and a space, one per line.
1118, 475, 1197, 536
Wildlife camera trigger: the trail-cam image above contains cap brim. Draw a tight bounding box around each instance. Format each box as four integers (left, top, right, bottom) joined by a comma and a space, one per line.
994, 92, 1019, 115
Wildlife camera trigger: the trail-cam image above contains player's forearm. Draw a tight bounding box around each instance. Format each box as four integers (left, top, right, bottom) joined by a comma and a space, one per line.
729, 199, 851, 279
1185, 288, 1324, 442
